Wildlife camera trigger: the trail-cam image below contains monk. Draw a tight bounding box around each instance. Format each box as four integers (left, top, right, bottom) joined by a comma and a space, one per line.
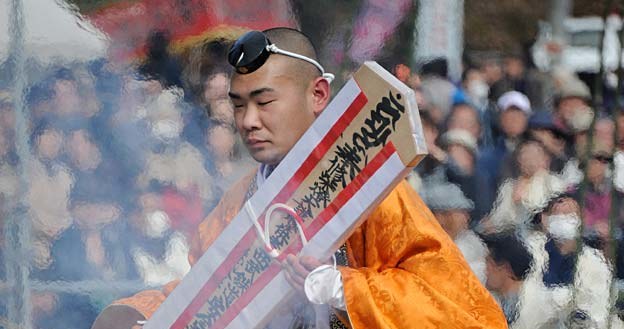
96, 27, 507, 329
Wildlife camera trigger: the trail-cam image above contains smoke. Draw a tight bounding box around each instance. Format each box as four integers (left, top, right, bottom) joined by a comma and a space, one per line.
0, 1, 422, 328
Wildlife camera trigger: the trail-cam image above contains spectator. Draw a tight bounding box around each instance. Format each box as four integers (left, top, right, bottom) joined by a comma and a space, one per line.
554, 78, 593, 136
481, 232, 534, 327
582, 142, 615, 242
421, 181, 487, 283
462, 67, 490, 110
488, 51, 552, 112
484, 139, 565, 232
28, 125, 74, 271
445, 102, 482, 144
441, 129, 478, 176
419, 57, 458, 125
476, 91, 533, 216
497, 91, 531, 142
527, 111, 571, 173
412, 112, 478, 203
532, 195, 613, 328
439, 129, 480, 216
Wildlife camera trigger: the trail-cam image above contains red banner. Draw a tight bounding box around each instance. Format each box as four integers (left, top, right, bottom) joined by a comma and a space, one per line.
87, 0, 296, 61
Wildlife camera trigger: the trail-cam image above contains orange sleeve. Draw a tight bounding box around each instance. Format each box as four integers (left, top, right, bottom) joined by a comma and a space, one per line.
339, 181, 507, 329
188, 170, 255, 265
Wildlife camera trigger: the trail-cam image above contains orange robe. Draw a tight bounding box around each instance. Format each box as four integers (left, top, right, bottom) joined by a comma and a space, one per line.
97, 170, 507, 329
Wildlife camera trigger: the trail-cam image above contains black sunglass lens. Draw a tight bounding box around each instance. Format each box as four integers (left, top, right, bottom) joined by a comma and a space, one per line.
228, 31, 271, 74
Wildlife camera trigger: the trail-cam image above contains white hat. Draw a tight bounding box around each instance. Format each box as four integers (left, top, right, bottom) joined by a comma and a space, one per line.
497, 90, 531, 115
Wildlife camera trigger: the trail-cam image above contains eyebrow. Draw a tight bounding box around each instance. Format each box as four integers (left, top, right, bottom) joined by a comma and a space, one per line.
228, 87, 276, 100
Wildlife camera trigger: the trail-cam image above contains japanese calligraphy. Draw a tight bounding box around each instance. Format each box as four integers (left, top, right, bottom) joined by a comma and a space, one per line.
189, 246, 272, 328
293, 90, 405, 221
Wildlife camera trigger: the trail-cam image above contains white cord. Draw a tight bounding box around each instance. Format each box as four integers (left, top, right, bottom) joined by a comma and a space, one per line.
266, 44, 335, 84
246, 202, 309, 258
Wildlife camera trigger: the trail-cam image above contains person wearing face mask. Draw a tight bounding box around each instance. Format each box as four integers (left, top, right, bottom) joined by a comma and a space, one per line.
532, 195, 615, 329
462, 67, 490, 111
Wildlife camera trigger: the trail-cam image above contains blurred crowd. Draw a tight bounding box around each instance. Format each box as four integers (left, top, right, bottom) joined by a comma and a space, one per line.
0, 31, 255, 328
403, 54, 624, 328
2, 27, 624, 329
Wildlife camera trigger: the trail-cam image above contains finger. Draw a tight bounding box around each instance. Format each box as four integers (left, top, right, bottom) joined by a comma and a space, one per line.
283, 269, 296, 287
283, 266, 305, 290
291, 271, 306, 287
285, 254, 298, 265
287, 256, 310, 279
299, 256, 323, 271
283, 258, 306, 286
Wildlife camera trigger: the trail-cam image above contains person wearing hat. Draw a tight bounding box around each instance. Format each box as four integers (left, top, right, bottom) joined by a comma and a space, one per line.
421, 180, 487, 284
554, 78, 593, 135
497, 90, 532, 143
476, 90, 532, 218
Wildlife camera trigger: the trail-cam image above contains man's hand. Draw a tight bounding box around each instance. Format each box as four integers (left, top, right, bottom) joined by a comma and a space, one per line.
282, 255, 324, 293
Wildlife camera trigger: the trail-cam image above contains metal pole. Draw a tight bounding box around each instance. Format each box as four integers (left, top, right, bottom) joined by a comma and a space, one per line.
549, 0, 572, 67
607, 2, 624, 326
5, 0, 33, 327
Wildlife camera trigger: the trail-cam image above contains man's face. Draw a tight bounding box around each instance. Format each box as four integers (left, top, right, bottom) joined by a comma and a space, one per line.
557, 97, 588, 129
587, 155, 610, 186
229, 56, 319, 165
448, 105, 481, 140
499, 107, 528, 139
539, 196, 581, 234
516, 141, 550, 177
37, 129, 64, 160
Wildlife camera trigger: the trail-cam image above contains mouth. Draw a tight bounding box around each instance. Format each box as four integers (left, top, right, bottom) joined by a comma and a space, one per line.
246, 138, 269, 148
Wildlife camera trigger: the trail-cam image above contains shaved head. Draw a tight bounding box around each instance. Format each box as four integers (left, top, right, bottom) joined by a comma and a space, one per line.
228, 27, 331, 165
262, 27, 321, 87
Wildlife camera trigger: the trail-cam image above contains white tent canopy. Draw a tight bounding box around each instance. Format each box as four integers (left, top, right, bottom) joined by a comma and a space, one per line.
0, 0, 108, 64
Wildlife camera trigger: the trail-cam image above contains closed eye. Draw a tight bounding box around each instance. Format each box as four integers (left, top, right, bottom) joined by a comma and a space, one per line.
258, 100, 275, 106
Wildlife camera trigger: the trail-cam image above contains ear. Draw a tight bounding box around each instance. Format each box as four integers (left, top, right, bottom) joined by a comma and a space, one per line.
310, 76, 331, 117
503, 262, 518, 280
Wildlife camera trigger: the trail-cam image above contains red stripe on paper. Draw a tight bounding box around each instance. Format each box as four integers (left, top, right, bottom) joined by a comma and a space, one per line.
211, 142, 396, 329
272, 91, 369, 205
171, 91, 368, 329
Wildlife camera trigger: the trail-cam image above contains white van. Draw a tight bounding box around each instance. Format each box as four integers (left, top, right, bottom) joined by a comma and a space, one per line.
532, 14, 623, 73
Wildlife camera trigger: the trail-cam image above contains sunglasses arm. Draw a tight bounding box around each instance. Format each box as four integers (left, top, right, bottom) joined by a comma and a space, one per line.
266, 44, 335, 84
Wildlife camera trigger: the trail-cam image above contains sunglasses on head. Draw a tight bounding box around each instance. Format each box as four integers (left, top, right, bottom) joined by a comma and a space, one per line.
227, 30, 334, 83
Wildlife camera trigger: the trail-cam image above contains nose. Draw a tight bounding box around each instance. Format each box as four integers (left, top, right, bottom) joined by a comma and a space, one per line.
240, 104, 262, 132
